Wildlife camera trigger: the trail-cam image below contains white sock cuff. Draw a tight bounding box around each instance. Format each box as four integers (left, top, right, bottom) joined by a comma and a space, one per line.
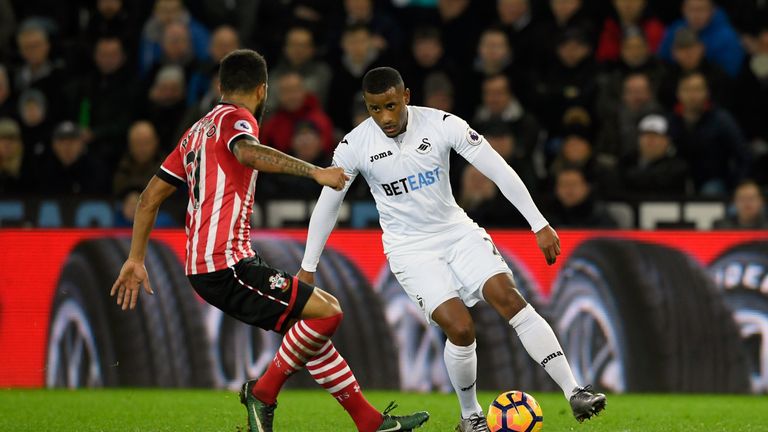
445, 339, 477, 358
508, 303, 536, 328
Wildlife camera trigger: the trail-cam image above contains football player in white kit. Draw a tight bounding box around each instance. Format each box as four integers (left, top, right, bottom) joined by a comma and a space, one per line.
297, 67, 606, 431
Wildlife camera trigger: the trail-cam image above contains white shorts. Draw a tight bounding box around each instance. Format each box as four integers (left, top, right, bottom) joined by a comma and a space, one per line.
386, 227, 512, 325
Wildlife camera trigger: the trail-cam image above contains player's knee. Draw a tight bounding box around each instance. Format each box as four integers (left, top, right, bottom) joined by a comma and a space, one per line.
443, 319, 476, 346
325, 294, 342, 316
317, 292, 343, 318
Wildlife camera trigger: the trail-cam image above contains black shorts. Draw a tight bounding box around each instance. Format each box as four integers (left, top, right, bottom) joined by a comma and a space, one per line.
188, 254, 314, 333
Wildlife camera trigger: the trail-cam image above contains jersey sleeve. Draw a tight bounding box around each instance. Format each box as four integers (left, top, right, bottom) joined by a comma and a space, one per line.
220, 110, 260, 153
442, 113, 486, 163
331, 137, 360, 178
157, 144, 186, 188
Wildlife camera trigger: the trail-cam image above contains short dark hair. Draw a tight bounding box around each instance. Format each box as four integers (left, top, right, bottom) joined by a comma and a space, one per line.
219, 49, 267, 94
362, 67, 404, 94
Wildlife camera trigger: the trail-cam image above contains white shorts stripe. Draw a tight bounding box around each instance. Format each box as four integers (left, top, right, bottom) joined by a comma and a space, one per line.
231, 267, 289, 307
326, 375, 357, 394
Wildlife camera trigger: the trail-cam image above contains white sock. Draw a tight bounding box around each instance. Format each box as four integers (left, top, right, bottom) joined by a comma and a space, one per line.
509, 304, 580, 399
444, 339, 483, 418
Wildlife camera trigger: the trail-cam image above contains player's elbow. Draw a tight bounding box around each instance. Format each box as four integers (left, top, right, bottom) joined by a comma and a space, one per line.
136, 189, 162, 213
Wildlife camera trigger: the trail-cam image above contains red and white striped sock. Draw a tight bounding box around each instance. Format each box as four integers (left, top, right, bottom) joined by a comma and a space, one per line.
307, 341, 382, 432
252, 314, 342, 405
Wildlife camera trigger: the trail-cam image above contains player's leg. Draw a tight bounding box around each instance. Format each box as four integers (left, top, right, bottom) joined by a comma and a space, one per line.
389, 252, 485, 431
244, 266, 428, 432
482, 275, 606, 420
430, 299, 488, 431
449, 230, 605, 422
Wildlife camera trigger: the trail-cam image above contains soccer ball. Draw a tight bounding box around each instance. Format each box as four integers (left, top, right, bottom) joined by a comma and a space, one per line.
486, 390, 543, 432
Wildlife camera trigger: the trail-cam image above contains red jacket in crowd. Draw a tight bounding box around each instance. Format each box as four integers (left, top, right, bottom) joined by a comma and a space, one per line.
260, 94, 335, 156
596, 17, 666, 63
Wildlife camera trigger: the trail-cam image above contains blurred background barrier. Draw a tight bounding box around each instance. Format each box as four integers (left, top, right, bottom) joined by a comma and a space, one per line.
1, 229, 767, 393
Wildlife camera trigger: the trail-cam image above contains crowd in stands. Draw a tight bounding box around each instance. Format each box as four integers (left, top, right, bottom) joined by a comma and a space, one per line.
0, 0, 765, 229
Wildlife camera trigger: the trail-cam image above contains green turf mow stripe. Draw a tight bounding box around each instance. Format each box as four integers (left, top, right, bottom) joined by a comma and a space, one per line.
1, 390, 767, 431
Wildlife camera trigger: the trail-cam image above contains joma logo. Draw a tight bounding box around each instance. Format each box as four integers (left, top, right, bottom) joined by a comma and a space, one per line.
370, 150, 393, 163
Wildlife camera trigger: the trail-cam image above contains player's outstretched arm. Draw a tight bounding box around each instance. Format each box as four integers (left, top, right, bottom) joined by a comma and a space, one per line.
232, 137, 348, 190
298, 183, 350, 285
110, 175, 177, 309
470, 144, 561, 264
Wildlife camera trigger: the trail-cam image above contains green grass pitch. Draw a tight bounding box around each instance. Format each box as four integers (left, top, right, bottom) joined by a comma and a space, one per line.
2, 389, 768, 431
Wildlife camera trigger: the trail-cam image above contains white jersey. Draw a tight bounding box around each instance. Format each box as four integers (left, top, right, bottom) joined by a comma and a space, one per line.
333, 106, 485, 253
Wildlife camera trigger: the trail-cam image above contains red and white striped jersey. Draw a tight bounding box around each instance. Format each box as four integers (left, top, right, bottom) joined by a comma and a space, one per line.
158, 103, 259, 275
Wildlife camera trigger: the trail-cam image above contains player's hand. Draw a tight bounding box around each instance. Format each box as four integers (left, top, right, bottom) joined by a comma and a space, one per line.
535, 225, 561, 265
312, 167, 349, 191
296, 268, 315, 286
110, 258, 154, 310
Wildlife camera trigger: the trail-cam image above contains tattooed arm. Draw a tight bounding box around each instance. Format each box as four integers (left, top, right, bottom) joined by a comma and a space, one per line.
232, 137, 348, 190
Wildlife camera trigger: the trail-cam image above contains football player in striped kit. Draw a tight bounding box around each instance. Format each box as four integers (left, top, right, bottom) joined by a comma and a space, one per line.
110, 50, 429, 432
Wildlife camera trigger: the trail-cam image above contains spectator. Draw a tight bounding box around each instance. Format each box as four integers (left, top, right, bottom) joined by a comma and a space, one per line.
458, 164, 527, 228
257, 120, 331, 201
17, 89, 51, 163
143, 65, 188, 151
267, 26, 332, 112
531, 0, 596, 69
429, 0, 485, 66
146, 21, 204, 99
658, 28, 731, 109
32, 121, 108, 195
0, 118, 27, 194
113, 121, 162, 196
495, 0, 537, 70
735, 28, 768, 144
86, 0, 137, 58
619, 114, 689, 199
464, 26, 522, 118
669, 72, 751, 196
596, 0, 664, 63
13, 20, 65, 121
423, 72, 455, 113
549, 127, 618, 197
0, 65, 13, 119
67, 37, 138, 169
189, 25, 239, 104
532, 28, 598, 133
595, 31, 664, 121
713, 180, 768, 229
597, 73, 663, 159
114, 187, 176, 228
658, 0, 745, 77
328, 0, 403, 54
473, 74, 541, 162
261, 72, 334, 156
400, 26, 460, 108
327, 24, 386, 132
195, 0, 262, 52
545, 167, 618, 228
140, 0, 210, 76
